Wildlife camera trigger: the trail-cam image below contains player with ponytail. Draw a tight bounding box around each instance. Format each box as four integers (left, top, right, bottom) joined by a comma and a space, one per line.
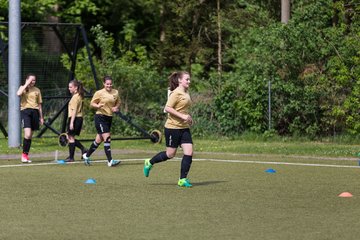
144, 71, 194, 187
65, 79, 87, 162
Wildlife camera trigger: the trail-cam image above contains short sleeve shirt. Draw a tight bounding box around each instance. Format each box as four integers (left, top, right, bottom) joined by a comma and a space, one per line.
20, 86, 43, 110
91, 88, 120, 116
164, 87, 192, 129
68, 93, 83, 118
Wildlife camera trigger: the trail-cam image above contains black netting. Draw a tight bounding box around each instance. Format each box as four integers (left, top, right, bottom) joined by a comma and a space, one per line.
0, 23, 96, 137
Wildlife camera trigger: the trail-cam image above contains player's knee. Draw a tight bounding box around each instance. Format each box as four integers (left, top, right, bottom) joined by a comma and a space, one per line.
24, 134, 32, 139
184, 150, 193, 156
166, 152, 176, 158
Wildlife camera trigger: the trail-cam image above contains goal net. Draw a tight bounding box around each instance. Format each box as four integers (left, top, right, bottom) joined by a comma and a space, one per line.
0, 22, 97, 137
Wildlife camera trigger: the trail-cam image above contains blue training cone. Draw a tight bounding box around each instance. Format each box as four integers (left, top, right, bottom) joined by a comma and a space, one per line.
265, 168, 276, 173
57, 160, 66, 165
85, 178, 96, 184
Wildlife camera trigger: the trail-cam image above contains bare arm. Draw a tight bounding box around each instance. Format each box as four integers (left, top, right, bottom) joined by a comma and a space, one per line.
90, 92, 104, 109
69, 109, 76, 129
112, 101, 120, 113
38, 103, 44, 125
164, 106, 193, 125
90, 101, 104, 109
111, 95, 121, 113
16, 78, 32, 96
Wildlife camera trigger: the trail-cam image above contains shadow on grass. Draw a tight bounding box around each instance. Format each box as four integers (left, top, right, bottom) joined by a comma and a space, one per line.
193, 180, 227, 186
150, 180, 227, 187
122, 162, 143, 166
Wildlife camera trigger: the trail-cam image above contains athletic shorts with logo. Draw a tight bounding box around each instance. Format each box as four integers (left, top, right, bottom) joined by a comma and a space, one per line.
164, 128, 193, 148
94, 114, 112, 134
21, 108, 40, 130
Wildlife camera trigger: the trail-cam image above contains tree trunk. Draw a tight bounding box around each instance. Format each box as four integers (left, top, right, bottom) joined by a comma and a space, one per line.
43, 4, 61, 53
159, 4, 165, 42
217, 0, 222, 77
281, 0, 290, 24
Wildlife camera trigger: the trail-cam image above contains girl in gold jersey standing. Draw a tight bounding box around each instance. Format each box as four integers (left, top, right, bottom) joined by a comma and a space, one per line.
65, 80, 87, 162
144, 71, 194, 187
82, 76, 121, 167
16, 73, 44, 163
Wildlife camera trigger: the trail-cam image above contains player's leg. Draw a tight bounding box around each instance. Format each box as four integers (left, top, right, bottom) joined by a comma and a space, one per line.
66, 118, 76, 162
99, 116, 120, 167
84, 134, 102, 157
102, 133, 120, 167
179, 143, 193, 175
178, 129, 193, 187
73, 117, 87, 157
102, 133, 111, 161
75, 140, 87, 157
21, 109, 34, 163
83, 115, 103, 165
21, 128, 33, 163
151, 147, 176, 165
66, 134, 76, 162
82, 134, 102, 165
144, 128, 179, 177
154, 127, 180, 163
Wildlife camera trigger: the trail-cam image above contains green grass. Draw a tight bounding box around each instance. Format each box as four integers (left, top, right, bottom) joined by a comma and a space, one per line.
2, 135, 360, 157
1, 158, 360, 240
1, 137, 360, 239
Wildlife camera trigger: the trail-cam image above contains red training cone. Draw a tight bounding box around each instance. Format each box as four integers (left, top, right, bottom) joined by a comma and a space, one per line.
338, 192, 353, 198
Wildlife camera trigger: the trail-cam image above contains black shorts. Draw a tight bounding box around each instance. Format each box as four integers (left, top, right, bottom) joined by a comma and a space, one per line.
67, 117, 83, 136
164, 128, 193, 148
21, 108, 40, 130
94, 114, 112, 134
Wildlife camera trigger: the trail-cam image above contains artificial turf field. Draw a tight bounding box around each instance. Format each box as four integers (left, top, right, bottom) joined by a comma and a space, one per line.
1, 151, 360, 240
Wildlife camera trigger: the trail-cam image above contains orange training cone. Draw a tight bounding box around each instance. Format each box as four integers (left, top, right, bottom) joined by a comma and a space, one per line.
338, 192, 353, 198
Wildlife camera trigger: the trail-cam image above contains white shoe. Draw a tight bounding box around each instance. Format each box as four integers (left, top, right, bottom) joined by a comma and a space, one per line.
82, 153, 91, 166
107, 159, 121, 167
21, 158, 32, 163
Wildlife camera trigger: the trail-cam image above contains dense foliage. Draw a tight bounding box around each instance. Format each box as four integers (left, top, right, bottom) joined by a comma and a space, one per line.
1, 0, 359, 138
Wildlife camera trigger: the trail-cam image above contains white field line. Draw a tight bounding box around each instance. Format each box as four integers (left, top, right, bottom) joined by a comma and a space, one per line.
197, 152, 360, 161
196, 158, 360, 169
0, 157, 359, 169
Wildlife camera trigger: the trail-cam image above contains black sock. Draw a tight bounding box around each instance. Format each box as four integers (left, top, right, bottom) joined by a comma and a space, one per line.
104, 140, 112, 162
180, 155, 192, 179
68, 142, 75, 159
75, 139, 86, 153
86, 141, 99, 157
150, 151, 169, 165
23, 138, 31, 154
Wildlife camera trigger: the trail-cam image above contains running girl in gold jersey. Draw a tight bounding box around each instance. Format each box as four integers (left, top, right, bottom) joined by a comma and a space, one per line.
16, 73, 44, 163
65, 80, 87, 162
82, 76, 121, 167
144, 71, 194, 187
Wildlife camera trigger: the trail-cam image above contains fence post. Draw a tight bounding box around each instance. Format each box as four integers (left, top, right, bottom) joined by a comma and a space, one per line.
8, 0, 21, 147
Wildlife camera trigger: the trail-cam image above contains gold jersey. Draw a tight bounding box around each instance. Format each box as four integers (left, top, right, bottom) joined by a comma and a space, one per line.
20, 86, 43, 110
91, 88, 120, 116
165, 87, 192, 129
68, 93, 83, 118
